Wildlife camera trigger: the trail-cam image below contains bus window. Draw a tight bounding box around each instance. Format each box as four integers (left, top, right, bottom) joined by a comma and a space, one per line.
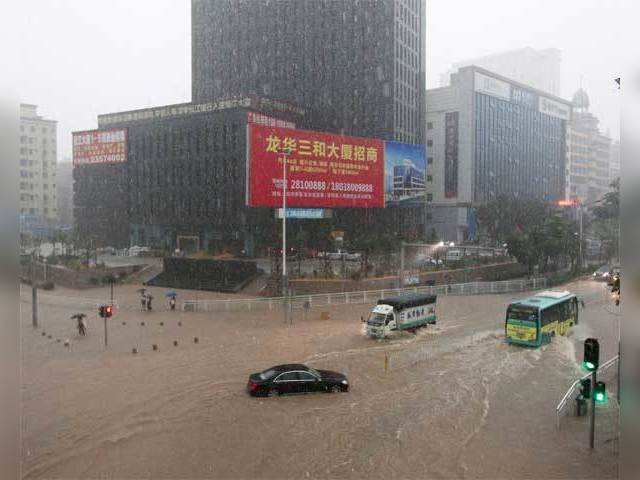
507, 305, 538, 321
542, 303, 561, 327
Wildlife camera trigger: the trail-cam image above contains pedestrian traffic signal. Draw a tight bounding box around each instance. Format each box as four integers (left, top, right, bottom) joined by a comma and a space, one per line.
99, 305, 114, 318
583, 338, 599, 371
594, 381, 607, 403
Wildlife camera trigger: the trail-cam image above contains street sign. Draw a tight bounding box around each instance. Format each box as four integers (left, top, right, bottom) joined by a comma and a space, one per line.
275, 208, 332, 219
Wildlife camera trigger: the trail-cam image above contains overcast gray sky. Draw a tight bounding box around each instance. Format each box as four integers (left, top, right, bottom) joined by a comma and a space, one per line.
1, 0, 630, 160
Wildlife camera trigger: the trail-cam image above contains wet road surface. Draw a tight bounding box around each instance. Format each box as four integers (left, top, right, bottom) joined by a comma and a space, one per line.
20, 279, 619, 478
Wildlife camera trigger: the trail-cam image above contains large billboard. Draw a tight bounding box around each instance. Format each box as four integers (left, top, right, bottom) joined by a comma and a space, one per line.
72, 129, 127, 166
384, 141, 426, 205
247, 124, 385, 208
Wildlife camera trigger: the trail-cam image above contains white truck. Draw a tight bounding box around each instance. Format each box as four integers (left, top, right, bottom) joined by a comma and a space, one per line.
365, 293, 437, 338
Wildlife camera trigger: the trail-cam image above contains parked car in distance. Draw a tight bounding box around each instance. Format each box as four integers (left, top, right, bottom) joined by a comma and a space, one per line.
592, 265, 611, 281
413, 255, 442, 268
247, 364, 349, 397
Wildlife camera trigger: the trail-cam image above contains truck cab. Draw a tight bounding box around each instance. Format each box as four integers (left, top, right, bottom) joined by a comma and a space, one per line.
366, 304, 397, 337
365, 293, 437, 338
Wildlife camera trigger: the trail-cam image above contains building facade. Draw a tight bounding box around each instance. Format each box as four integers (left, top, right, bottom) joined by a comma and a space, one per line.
74, 97, 303, 250
566, 88, 612, 205
19, 104, 58, 237
75, 0, 428, 251
192, 0, 426, 144
440, 47, 561, 96
426, 66, 571, 242
56, 160, 74, 229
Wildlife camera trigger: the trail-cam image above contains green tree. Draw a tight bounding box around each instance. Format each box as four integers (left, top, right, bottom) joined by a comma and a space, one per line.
590, 179, 620, 262
479, 196, 582, 274
426, 228, 439, 243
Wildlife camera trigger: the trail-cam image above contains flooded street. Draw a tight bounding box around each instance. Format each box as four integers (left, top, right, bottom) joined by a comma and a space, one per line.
20, 280, 619, 479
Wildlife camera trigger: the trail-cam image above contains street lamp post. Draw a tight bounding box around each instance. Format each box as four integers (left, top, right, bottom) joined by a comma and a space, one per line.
280, 148, 292, 324
578, 204, 583, 271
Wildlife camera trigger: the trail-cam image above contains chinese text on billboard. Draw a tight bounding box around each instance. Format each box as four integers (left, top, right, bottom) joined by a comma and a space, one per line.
73, 129, 127, 166
247, 124, 385, 208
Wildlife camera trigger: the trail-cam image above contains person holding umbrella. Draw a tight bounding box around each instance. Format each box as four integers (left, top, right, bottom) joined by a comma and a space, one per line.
138, 288, 147, 312
71, 313, 87, 336
165, 291, 177, 311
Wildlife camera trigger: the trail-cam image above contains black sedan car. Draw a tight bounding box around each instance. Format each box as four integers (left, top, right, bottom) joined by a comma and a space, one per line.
247, 364, 349, 397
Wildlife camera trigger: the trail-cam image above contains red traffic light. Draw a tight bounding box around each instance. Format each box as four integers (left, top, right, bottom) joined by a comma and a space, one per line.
99, 305, 114, 318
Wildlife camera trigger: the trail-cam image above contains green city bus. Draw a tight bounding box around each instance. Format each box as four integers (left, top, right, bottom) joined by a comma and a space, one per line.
505, 290, 579, 347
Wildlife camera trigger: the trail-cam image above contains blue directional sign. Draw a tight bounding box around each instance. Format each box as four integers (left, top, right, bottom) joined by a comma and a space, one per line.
276, 208, 331, 219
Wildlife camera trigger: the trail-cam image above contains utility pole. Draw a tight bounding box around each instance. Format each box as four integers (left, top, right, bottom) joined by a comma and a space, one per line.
30, 252, 38, 328
578, 204, 583, 271
398, 241, 406, 289
280, 148, 291, 325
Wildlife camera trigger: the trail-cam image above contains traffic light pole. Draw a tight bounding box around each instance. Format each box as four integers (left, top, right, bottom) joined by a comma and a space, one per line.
31, 286, 38, 329
104, 316, 108, 348
590, 370, 596, 449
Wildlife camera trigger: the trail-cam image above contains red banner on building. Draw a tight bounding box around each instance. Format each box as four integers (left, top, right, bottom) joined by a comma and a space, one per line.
247, 124, 384, 208
72, 128, 127, 166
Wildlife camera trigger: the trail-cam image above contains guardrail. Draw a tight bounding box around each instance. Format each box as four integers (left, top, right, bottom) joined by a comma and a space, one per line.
556, 355, 619, 429
183, 277, 548, 313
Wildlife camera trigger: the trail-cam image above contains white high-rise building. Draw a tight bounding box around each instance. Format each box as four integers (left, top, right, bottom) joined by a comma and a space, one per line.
440, 47, 561, 96
566, 88, 612, 205
19, 104, 58, 229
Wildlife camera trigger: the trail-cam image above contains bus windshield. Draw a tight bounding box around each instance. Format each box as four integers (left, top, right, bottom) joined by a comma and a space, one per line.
507, 305, 538, 322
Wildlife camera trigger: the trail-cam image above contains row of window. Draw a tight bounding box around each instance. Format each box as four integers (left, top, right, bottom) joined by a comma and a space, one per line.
20, 125, 54, 133
474, 93, 565, 202
19, 181, 55, 190
130, 124, 241, 161
541, 300, 577, 327
20, 208, 55, 215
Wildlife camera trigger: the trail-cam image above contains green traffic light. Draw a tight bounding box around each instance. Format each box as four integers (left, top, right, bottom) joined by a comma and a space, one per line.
583, 361, 595, 371
594, 381, 606, 403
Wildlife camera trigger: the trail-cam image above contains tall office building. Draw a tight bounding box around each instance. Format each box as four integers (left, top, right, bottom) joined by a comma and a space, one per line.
76, 0, 428, 250
440, 47, 561, 96
566, 88, 612, 205
192, 0, 426, 144
426, 66, 571, 242
19, 104, 58, 236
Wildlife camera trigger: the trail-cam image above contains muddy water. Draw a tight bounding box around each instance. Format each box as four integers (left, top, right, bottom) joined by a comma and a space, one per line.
20, 280, 618, 479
